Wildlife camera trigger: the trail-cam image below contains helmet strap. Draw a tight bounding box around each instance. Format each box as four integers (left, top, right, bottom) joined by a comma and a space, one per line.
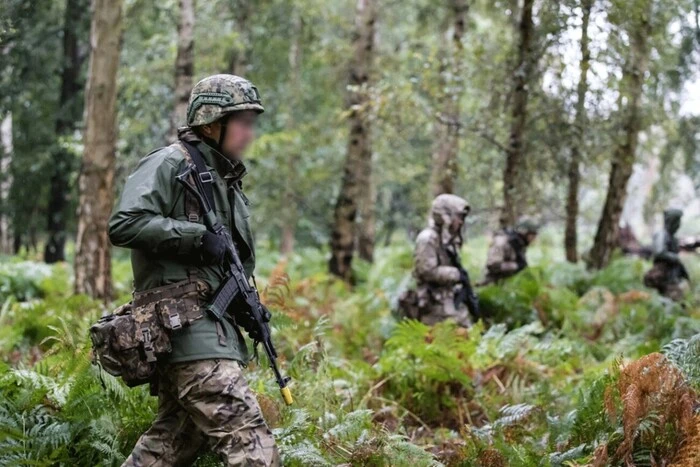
199, 116, 230, 155
218, 115, 229, 148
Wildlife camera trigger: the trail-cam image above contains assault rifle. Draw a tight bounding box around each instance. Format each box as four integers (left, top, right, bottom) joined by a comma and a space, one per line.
445, 247, 482, 321
680, 237, 700, 252
176, 164, 293, 406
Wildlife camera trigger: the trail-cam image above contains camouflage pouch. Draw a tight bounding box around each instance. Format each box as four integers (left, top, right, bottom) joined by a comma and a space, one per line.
153, 281, 207, 331
397, 289, 421, 320
90, 279, 207, 389
90, 303, 158, 387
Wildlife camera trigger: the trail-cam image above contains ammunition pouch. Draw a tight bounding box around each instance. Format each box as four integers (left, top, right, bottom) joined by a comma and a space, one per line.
90, 278, 210, 388
397, 289, 422, 320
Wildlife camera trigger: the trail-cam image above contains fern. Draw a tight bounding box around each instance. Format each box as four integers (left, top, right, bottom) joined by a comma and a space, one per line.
663, 335, 700, 389
493, 403, 536, 428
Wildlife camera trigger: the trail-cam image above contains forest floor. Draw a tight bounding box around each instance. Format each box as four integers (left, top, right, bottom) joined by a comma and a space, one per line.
1, 230, 699, 466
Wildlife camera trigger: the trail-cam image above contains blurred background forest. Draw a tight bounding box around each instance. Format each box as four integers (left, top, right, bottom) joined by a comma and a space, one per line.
1, 0, 699, 274
1, 0, 700, 466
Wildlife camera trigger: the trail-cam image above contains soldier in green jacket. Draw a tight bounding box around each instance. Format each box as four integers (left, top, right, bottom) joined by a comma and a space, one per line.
109, 74, 279, 466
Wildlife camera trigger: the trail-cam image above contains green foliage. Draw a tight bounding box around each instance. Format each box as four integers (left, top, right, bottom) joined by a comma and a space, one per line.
0, 240, 699, 464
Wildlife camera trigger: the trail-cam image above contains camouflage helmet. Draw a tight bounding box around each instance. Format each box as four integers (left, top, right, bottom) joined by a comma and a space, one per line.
186, 74, 264, 127
430, 194, 470, 227
515, 217, 539, 236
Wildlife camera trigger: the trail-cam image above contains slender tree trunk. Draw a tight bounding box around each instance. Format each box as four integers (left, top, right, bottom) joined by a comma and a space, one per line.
357, 168, 375, 261
430, 0, 468, 197
168, 0, 195, 141
280, 11, 303, 256
228, 0, 251, 75
329, 0, 377, 280
45, 0, 88, 264
74, 0, 123, 301
501, 0, 534, 228
0, 113, 13, 255
355, 0, 378, 263
587, 1, 651, 270
564, 0, 592, 263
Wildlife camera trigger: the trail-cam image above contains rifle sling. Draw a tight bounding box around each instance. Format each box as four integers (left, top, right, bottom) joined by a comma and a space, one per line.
180, 139, 216, 212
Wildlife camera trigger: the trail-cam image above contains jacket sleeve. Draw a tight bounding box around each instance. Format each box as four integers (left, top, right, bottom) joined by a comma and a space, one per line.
414, 234, 460, 285
486, 236, 519, 274
108, 148, 207, 256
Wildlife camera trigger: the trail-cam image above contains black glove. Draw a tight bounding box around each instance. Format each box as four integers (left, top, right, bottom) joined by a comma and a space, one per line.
237, 305, 272, 342
198, 231, 227, 265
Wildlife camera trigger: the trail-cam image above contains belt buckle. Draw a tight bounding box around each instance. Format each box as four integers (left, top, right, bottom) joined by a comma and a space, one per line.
199, 171, 214, 184
169, 313, 182, 330
141, 328, 157, 363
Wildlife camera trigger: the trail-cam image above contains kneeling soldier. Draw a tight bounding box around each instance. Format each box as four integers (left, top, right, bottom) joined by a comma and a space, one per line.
109, 75, 279, 466
644, 208, 690, 301
480, 219, 538, 286
400, 194, 475, 327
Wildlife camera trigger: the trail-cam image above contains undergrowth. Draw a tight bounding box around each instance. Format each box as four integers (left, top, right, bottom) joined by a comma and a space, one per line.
0, 239, 698, 466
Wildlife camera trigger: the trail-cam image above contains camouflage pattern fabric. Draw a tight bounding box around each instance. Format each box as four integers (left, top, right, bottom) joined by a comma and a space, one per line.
187, 74, 264, 127
481, 229, 528, 285
408, 194, 471, 327
123, 359, 280, 467
90, 302, 168, 387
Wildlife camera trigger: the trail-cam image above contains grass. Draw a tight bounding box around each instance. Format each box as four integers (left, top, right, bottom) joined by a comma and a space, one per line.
0, 234, 698, 466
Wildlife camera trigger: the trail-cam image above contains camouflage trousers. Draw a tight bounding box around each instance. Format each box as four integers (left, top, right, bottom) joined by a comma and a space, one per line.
416, 285, 471, 328
123, 359, 280, 467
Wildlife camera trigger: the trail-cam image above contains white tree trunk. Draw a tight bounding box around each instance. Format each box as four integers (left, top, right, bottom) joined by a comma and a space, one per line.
0, 113, 13, 254
74, 0, 123, 300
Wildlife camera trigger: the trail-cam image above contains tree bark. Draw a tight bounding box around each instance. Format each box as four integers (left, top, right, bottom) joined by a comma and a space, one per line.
500, 0, 534, 228
45, 0, 88, 264
329, 0, 377, 280
564, 0, 592, 263
280, 11, 303, 256
228, 0, 251, 75
168, 0, 195, 141
430, 0, 468, 197
587, 1, 651, 270
74, 0, 123, 301
0, 113, 13, 255
355, 0, 378, 263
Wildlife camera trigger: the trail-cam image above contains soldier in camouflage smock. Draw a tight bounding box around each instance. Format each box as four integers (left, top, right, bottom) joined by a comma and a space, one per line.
109, 75, 279, 466
480, 219, 538, 286
407, 194, 472, 327
644, 208, 690, 301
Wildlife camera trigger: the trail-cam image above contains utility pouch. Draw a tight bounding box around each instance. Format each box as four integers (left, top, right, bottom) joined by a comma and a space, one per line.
90, 303, 157, 387
90, 278, 210, 389
397, 289, 421, 320
134, 279, 208, 331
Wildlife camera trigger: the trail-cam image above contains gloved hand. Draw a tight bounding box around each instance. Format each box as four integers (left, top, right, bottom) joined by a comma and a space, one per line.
198, 231, 227, 265
238, 305, 272, 342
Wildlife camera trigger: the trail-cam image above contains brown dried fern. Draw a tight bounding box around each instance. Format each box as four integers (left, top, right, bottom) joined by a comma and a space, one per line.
670, 414, 700, 467
613, 353, 697, 463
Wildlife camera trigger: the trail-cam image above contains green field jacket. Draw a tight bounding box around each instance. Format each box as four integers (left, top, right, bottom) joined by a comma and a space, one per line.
108, 134, 255, 364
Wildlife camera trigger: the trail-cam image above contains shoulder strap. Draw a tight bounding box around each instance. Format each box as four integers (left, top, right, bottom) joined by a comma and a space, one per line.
180, 139, 216, 212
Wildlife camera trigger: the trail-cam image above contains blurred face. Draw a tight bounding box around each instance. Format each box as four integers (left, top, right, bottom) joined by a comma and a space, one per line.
200, 110, 259, 160
449, 214, 466, 235
526, 232, 537, 244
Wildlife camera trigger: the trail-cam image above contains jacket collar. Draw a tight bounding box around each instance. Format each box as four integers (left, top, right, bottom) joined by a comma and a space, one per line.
177, 127, 247, 185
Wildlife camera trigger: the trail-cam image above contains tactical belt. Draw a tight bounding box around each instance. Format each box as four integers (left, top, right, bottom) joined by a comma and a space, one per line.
133, 278, 208, 308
